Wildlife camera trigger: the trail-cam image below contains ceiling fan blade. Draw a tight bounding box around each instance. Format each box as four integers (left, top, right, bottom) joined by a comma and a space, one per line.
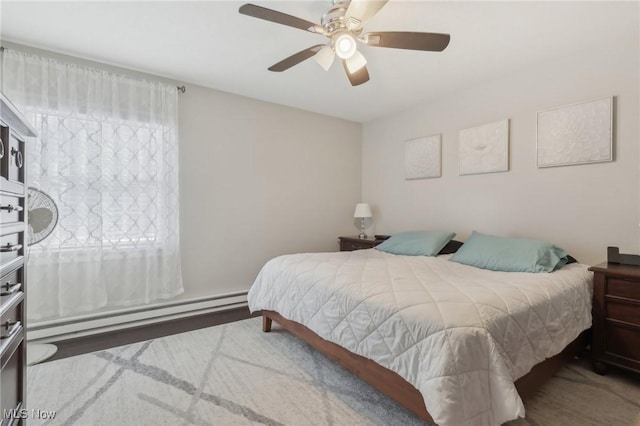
239, 4, 317, 32
365, 31, 451, 51
268, 45, 324, 72
344, 0, 389, 30
342, 60, 370, 86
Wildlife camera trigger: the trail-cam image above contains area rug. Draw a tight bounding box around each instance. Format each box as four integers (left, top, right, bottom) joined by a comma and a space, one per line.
27, 317, 640, 425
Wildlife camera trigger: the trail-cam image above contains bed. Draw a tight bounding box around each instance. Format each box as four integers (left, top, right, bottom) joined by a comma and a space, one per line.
247, 248, 593, 426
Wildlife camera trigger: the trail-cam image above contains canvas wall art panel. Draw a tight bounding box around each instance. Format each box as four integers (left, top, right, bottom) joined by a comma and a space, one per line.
405, 135, 441, 180
459, 119, 509, 175
537, 97, 613, 168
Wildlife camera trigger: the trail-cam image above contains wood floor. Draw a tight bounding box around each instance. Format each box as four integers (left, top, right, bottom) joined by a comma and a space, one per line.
46, 307, 258, 362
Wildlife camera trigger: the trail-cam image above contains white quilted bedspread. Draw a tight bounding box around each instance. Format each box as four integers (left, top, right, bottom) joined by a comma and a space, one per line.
247, 249, 593, 426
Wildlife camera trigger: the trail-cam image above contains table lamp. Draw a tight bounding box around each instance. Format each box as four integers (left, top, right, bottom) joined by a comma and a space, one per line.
353, 203, 372, 239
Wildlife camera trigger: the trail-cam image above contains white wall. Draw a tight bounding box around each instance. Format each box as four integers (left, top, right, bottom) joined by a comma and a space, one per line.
362, 41, 639, 266
178, 85, 362, 299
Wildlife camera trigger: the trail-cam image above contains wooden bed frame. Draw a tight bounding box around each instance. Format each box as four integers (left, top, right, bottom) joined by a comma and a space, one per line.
262, 310, 587, 425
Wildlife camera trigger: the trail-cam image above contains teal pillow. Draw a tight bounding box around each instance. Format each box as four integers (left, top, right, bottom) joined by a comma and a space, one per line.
375, 231, 456, 256
449, 231, 568, 273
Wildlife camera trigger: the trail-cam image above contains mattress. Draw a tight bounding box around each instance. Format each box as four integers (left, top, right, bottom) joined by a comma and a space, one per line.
247, 249, 593, 426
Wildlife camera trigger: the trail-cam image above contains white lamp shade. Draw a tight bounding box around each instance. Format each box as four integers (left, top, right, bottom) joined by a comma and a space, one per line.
353, 203, 372, 218
314, 46, 335, 71
345, 50, 367, 74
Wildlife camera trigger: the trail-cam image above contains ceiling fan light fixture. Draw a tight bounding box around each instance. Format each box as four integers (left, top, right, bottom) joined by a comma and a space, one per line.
239, 2, 451, 87
345, 50, 367, 74
334, 33, 357, 59
314, 45, 335, 71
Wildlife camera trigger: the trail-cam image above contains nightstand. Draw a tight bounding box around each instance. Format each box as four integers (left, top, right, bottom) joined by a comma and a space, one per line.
339, 236, 385, 252
589, 262, 640, 375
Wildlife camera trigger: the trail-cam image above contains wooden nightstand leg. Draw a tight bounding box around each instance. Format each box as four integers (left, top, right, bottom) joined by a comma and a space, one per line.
593, 361, 608, 375
262, 314, 272, 333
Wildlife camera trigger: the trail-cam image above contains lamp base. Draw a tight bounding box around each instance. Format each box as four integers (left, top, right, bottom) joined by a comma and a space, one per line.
358, 217, 368, 239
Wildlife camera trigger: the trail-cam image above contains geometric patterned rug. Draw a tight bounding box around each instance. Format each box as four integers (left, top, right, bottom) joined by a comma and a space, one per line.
27, 317, 640, 425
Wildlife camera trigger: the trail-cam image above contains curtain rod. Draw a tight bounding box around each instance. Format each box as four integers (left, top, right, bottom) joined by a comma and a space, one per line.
1, 45, 186, 93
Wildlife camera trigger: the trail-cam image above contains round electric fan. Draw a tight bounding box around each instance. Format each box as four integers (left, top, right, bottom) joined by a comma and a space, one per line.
28, 187, 59, 245
26, 187, 59, 366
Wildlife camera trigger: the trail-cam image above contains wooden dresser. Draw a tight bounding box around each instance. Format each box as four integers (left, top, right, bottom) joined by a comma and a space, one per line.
1, 92, 35, 425
589, 262, 640, 375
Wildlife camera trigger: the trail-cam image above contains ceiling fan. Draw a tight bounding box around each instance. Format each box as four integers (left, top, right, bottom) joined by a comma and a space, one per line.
239, 0, 450, 86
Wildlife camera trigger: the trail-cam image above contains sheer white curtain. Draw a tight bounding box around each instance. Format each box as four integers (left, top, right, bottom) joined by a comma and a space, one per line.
2, 49, 183, 322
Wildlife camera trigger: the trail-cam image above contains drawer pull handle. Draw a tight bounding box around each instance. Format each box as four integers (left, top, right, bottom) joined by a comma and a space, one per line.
0, 204, 23, 213
1, 320, 20, 339
0, 138, 4, 159
0, 243, 22, 253
0, 282, 21, 296
10, 147, 23, 169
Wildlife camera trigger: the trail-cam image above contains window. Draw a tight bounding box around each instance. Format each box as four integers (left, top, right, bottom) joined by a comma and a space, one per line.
3, 48, 183, 321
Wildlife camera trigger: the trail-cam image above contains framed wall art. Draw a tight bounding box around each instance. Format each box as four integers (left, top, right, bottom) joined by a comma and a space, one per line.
537, 97, 613, 168
405, 134, 441, 180
459, 119, 509, 175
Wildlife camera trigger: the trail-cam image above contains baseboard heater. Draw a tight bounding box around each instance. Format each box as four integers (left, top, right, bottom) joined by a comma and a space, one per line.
27, 291, 248, 342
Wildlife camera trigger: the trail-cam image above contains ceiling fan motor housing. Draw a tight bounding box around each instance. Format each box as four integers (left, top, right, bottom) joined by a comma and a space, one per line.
322, 0, 361, 35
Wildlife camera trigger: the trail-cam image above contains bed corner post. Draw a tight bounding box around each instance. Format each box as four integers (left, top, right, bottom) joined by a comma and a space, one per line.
262, 312, 272, 332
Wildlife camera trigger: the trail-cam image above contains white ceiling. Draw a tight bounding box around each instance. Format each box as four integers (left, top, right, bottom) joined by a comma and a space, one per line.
1, 1, 638, 122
